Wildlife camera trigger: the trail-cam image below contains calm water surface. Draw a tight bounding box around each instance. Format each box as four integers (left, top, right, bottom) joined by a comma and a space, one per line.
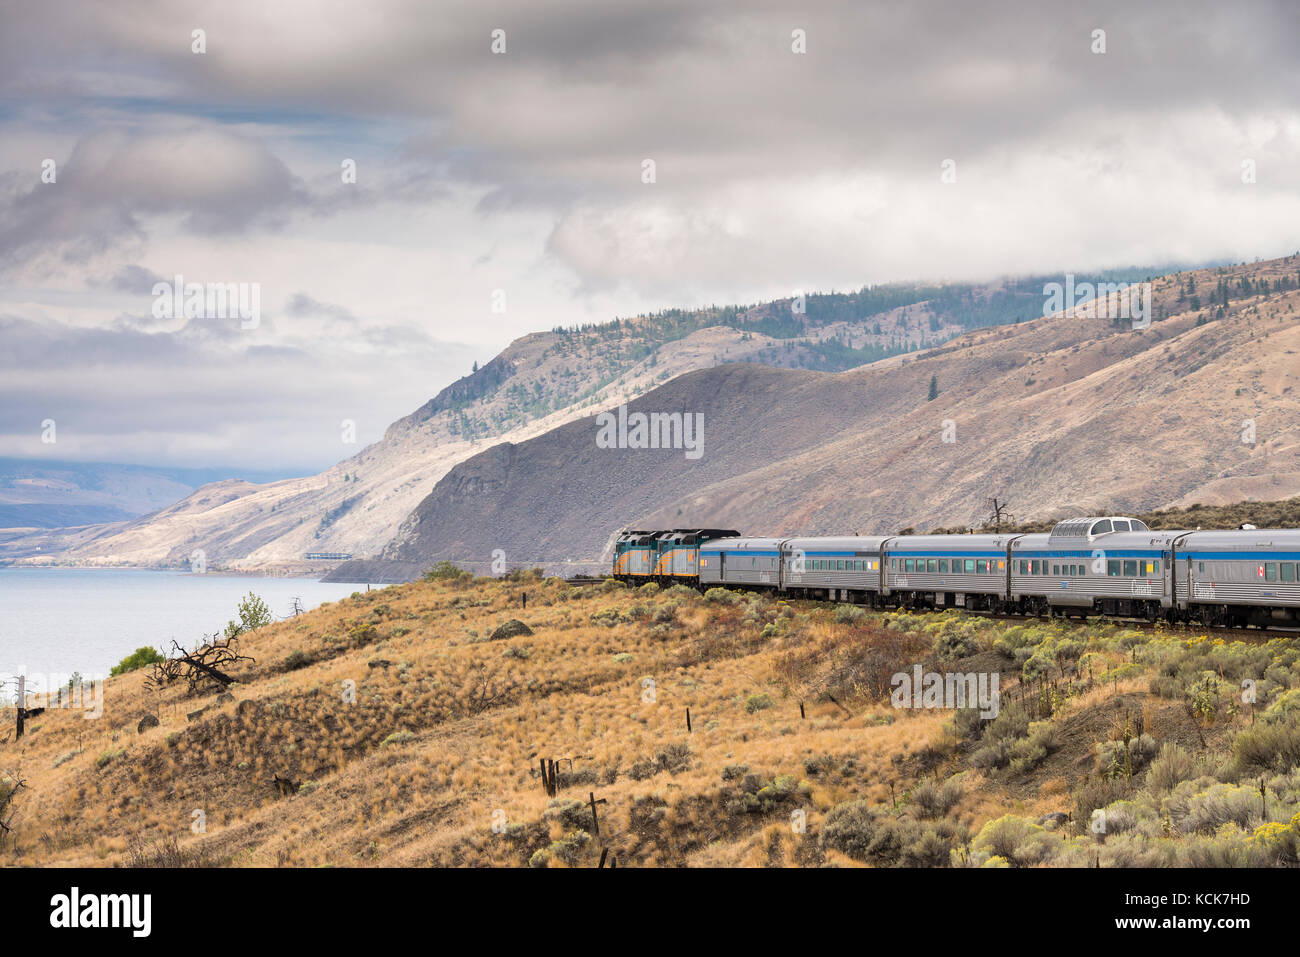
0, 567, 368, 690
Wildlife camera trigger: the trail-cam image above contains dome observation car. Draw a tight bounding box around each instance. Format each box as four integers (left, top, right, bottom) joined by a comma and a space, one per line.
1047, 516, 1149, 544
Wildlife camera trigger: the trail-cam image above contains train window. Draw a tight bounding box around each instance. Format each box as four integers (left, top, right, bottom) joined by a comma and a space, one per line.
926, 559, 936, 572
1151, 561, 1160, 574
835, 560, 843, 571
1018, 561, 1027, 574
1092, 519, 1113, 534
1266, 563, 1278, 582
904, 559, 914, 572
1131, 520, 1149, 531
964, 559, 976, 573
1282, 563, 1296, 582
937, 559, 947, 572
1052, 564, 1060, 575
973, 560, 983, 573
1123, 560, 1137, 576
1198, 562, 1204, 573
890, 559, 897, 570
1030, 560, 1039, 574
1113, 520, 1130, 531
1108, 560, 1121, 576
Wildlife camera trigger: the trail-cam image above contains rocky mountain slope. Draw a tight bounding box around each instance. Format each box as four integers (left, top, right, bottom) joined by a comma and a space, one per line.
330, 256, 1300, 583
9, 272, 1151, 572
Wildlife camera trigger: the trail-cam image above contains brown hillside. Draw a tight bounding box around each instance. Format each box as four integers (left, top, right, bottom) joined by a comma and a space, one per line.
341, 256, 1300, 580
5, 576, 1297, 868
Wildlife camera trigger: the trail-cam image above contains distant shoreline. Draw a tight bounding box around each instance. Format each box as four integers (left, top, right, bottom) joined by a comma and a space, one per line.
0, 562, 331, 581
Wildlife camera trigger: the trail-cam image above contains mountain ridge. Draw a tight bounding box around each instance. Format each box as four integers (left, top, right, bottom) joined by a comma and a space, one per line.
324, 255, 1300, 582
6, 270, 1168, 571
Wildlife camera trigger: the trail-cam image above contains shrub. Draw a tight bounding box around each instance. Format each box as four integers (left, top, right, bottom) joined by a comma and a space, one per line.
912, 777, 964, 818
654, 743, 692, 774
544, 799, 591, 830
283, 650, 311, 671
992, 625, 1042, 659
1169, 780, 1264, 835
529, 829, 591, 867
972, 815, 1058, 866
745, 693, 774, 714
1232, 717, 1300, 776
819, 800, 877, 860
1007, 722, 1060, 774
1148, 742, 1196, 793
423, 561, 463, 581
95, 748, 125, 769
902, 826, 958, 867
935, 629, 978, 659
835, 605, 866, 624
503, 645, 531, 660
380, 730, 415, 747
703, 587, 740, 605
111, 646, 164, 676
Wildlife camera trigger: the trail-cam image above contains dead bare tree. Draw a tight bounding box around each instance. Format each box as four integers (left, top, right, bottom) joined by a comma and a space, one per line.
151, 635, 255, 697
461, 662, 519, 715
985, 496, 1014, 530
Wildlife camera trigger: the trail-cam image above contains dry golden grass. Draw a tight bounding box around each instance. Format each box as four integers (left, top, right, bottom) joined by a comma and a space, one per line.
0, 577, 1285, 867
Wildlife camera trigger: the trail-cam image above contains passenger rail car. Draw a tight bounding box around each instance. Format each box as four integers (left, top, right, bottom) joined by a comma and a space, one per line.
699, 537, 784, 587
614, 516, 1300, 629
1174, 529, 1300, 627
1011, 521, 1175, 620
781, 536, 887, 602
884, 534, 1017, 612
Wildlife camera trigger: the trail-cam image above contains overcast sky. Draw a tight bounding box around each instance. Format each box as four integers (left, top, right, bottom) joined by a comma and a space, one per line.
2, 0, 1298, 470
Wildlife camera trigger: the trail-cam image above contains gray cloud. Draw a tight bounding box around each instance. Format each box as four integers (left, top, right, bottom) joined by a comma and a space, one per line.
3, 0, 1300, 469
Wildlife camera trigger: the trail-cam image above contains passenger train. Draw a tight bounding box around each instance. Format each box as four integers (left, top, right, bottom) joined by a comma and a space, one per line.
612, 519, 1300, 629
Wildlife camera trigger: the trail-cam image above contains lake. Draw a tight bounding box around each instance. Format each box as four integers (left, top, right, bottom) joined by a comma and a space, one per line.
0, 567, 369, 691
